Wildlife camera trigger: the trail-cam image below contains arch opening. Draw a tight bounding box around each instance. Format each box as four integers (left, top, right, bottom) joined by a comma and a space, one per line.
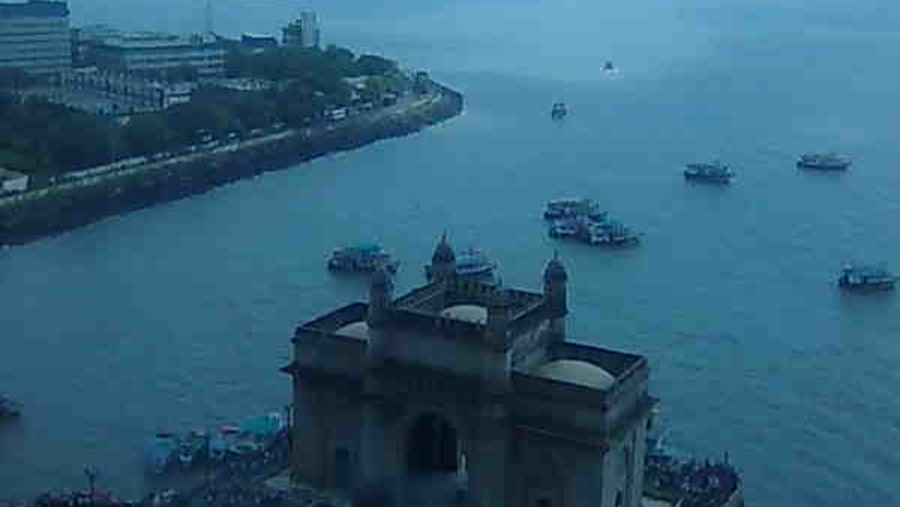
406, 413, 459, 475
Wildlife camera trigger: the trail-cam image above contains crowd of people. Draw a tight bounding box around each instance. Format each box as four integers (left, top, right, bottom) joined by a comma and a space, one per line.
8, 429, 308, 507
644, 454, 741, 507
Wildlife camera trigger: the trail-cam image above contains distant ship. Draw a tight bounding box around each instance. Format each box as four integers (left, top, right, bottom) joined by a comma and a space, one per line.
0, 395, 21, 419
797, 153, 851, 171
551, 102, 568, 120
838, 263, 895, 291
327, 244, 399, 274
684, 161, 734, 184
425, 248, 497, 280
543, 198, 607, 221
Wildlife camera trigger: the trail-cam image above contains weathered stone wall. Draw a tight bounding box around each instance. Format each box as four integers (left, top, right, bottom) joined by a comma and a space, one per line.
0, 85, 463, 246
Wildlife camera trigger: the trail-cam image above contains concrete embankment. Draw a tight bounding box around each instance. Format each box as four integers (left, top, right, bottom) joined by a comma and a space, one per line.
0, 85, 463, 247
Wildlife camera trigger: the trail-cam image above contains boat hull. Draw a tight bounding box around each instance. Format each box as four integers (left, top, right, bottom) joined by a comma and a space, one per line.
684, 172, 733, 184
838, 278, 895, 291
797, 161, 850, 171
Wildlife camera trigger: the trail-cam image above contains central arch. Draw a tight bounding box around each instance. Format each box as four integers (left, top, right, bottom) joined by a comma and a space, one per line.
405, 413, 459, 475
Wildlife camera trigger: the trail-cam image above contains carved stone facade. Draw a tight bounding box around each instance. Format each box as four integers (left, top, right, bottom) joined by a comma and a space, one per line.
282, 237, 656, 507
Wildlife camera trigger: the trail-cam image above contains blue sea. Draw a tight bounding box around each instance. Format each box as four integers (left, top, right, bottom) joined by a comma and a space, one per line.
3, 1, 900, 505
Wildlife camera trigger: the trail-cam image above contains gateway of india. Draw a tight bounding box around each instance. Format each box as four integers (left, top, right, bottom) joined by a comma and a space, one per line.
281, 235, 656, 507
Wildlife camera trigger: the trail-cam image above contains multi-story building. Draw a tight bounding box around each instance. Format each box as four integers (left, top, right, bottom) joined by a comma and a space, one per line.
87, 31, 225, 79
0, 0, 71, 75
282, 12, 320, 48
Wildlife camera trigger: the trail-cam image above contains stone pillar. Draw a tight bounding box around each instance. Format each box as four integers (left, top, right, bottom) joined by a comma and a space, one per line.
366, 264, 393, 366
542, 253, 568, 345
359, 394, 390, 485
466, 402, 509, 507
290, 377, 327, 488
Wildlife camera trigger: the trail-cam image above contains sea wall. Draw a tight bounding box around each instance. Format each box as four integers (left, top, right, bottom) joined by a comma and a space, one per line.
0, 84, 463, 247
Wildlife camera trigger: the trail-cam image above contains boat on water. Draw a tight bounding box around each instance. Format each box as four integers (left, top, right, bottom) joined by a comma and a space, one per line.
0, 395, 22, 419
146, 412, 287, 474
582, 220, 641, 246
425, 248, 497, 280
797, 152, 851, 171
838, 263, 895, 291
684, 161, 734, 184
551, 102, 567, 120
548, 219, 580, 239
145, 432, 178, 473
327, 244, 399, 274
543, 198, 607, 221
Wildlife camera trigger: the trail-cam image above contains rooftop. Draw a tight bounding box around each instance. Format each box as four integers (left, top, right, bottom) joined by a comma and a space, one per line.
0, 0, 68, 18
93, 31, 221, 50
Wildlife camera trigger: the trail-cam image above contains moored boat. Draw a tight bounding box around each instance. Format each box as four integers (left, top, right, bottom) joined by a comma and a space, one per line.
543, 198, 607, 221
0, 395, 22, 419
797, 152, 851, 171
548, 219, 580, 239
582, 220, 641, 246
838, 263, 895, 291
327, 244, 399, 274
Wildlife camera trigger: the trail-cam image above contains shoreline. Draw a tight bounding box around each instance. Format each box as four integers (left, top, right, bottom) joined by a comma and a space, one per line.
0, 82, 463, 247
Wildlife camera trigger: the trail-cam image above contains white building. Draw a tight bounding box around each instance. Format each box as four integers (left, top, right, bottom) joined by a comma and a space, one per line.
88, 31, 225, 78
0, 167, 29, 193
0, 0, 71, 75
282, 12, 320, 48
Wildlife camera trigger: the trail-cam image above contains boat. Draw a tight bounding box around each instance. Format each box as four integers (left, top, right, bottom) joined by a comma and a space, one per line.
684, 161, 734, 184
174, 430, 208, 468
838, 263, 895, 291
0, 395, 22, 419
551, 102, 568, 120
548, 219, 580, 238
797, 152, 851, 171
582, 220, 641, 246
327, 244, 399, 274
425, 248, 497, 280
145, 432, 178, 473
543, 198, 607, 221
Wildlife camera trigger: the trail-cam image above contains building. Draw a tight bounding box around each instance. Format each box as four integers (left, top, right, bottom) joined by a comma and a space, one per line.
282, 236, 656, 507
56, 67, 196, 113
282, 12, 320, 48
0, 167, 29, 192
0, 0, 71, 75
86, 31, 225, 79
70, 24, 118, 66
240, 33, 277, 51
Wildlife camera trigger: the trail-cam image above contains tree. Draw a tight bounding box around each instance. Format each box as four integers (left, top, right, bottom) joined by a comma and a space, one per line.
122, 114, 169, 156
355, 55, 397, 76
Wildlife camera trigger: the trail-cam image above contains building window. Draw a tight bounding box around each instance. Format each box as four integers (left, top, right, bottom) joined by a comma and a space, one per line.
537, 499, 551, 507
